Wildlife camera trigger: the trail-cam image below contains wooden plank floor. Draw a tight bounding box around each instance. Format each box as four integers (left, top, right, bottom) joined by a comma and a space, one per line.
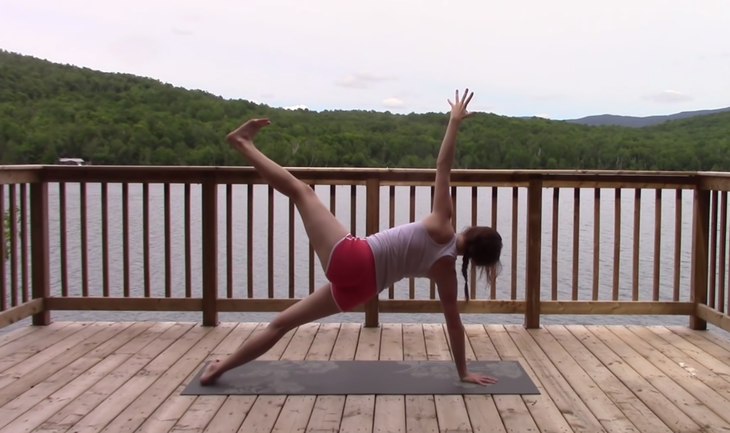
0, 322, 729, 433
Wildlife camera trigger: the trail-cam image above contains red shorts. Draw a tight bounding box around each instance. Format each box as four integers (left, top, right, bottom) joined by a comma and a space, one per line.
326, 234, 378, 312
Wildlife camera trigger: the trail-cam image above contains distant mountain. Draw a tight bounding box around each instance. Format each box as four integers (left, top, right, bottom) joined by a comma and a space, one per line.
565, 107, 730, 128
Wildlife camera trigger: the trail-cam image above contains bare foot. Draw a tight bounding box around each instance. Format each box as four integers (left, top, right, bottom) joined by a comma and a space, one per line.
226, 118, 271, 151
200, 359, 223, 386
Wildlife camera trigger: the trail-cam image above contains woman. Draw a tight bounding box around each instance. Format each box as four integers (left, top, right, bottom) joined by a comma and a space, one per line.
200, 89, 503, 386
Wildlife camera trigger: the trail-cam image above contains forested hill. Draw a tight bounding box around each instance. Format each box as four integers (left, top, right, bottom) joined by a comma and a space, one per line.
1, 50, 729, 170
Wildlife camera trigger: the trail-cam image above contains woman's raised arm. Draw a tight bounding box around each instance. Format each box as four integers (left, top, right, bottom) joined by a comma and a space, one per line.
431, 89, 475, 223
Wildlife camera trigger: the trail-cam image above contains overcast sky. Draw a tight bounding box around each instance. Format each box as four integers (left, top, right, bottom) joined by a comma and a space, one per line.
1, 0, 728, 119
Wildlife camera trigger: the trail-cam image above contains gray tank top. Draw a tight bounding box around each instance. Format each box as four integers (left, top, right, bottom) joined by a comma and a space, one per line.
365, 221, 457, 293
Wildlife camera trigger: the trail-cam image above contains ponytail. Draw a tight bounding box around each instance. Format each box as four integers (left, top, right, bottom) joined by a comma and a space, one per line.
461, 253, 470, 302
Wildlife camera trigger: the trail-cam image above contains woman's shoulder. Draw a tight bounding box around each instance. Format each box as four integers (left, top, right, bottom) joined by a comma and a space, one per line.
420, 214, 456, 245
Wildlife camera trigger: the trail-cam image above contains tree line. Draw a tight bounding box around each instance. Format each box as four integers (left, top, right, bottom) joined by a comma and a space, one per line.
1, 49, 729, 171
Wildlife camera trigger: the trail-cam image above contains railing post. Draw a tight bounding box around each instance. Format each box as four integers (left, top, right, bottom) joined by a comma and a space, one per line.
30, 180, 51, 326
364, 178, 380, 328
201, 177, 219, 327
689, 184, 710, 330
524, 175, 543, 329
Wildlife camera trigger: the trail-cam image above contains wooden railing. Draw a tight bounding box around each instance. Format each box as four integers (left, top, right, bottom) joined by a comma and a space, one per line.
1, 165, 729, 334
0, 166, 48, 327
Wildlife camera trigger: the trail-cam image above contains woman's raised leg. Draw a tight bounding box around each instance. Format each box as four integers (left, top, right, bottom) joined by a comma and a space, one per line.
226, 118, 348, 272
199, 282, 341, 385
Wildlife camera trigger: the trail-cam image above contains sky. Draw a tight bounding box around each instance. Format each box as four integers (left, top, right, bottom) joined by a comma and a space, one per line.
0, 0, 728, 119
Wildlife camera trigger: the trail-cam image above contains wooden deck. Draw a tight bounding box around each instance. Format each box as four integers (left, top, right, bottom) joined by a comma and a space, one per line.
0, 322, 729, 433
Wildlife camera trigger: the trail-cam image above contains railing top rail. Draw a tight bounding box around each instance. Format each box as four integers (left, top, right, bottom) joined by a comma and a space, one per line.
17, 164, 730, 188
698, 171, 730, 178
0, 165, 44, 170
34, 165, 699, 188
697, 171, 730, 191
0, 165, 41, 184
38, 165, 699, 175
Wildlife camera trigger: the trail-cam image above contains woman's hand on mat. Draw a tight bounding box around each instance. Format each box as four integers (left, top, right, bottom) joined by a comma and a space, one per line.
461, 371, 498, 386
448, 88, 475, 121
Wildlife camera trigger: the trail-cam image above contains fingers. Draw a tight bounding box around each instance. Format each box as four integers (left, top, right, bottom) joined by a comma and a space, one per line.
451, 88, 474, 107
449, 88, 476, 117
456, 88, 466, 104
480, 375, 498, 385
463, 373, 498, 386
464, 90, 474, 107
253, 118, 272, 126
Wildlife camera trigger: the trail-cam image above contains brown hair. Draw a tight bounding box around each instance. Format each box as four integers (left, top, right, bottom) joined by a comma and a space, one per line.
460, 226, 503, 301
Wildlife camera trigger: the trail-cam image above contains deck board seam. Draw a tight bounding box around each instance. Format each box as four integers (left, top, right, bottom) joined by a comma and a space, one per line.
606, 324, 730, 427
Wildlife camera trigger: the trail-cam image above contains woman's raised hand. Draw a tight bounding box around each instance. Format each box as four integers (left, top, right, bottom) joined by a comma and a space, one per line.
448, 88, 475, 121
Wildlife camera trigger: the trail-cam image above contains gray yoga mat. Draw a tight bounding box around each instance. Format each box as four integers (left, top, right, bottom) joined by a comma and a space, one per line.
181, 360, 540, 395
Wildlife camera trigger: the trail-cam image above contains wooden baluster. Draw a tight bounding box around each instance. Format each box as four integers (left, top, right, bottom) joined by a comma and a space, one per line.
122, 183, 130, 298
551, 188, 559, 301
101, 182, 110, 297
689, 187, 710, 330
0, 185, 5, 311
632, 188, 641, 301
30, 181, 50, 325
653, 189, 663, 301
364, 178, 380, 327
524, 176, 542, 329
612, 188, 621, 301
202, 177, 219, 326
572, 188, 580, 300
593, 188, 600, 301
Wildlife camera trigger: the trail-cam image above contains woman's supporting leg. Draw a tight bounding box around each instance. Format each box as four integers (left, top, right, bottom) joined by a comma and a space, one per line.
199, 283, 341, 385
226, 118, 349, 272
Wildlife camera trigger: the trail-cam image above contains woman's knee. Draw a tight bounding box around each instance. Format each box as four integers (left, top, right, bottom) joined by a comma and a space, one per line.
291, 181, 317, 204
267, 316, 294, 336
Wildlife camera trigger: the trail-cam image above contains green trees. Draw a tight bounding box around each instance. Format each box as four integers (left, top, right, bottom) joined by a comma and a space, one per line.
1, 49, 729, 170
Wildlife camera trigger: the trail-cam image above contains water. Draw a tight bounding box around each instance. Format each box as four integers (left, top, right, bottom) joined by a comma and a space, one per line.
2, 182, 728, 337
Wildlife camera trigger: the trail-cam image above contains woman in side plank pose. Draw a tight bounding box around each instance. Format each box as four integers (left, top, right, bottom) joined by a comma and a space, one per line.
200, 88, 503, 386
